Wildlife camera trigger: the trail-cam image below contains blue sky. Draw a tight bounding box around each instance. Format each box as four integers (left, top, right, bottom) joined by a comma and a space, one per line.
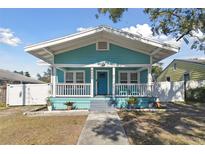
0, 8, 204, 78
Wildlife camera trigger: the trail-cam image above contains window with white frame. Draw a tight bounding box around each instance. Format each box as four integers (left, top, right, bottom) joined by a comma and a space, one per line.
65, 71, 85, 83
130, 72, 138, 83
119, 71, 138, 83
120, 72, 128, 83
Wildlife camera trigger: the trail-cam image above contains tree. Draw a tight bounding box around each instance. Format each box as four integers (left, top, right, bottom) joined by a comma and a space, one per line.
37, 68, 51, 83
24, 71, 31, 77
152, 63, 163, 82
14, 70, 31, 77
97, 8, 205, 51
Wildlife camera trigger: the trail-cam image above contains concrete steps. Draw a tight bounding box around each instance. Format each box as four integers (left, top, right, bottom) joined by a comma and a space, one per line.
90, 100, 115, 112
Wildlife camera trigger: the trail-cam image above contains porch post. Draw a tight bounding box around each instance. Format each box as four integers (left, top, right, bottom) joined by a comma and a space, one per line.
147, 56, 153, 96
112, 67, 116, 98
90, 67, 94, 97
52, 66, 56, 97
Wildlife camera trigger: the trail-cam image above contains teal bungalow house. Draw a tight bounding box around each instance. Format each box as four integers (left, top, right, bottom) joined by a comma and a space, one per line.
25, 26, 179, 110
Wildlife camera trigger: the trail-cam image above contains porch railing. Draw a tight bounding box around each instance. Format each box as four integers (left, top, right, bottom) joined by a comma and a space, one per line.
56, 83, 91, 97
115, 83, 153, 97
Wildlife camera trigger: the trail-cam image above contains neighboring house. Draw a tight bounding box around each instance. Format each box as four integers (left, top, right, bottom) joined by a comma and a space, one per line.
25, 25, 179, 109
0, 69, 44, 85
157, 59, 205, 82
0, 69, 44, 104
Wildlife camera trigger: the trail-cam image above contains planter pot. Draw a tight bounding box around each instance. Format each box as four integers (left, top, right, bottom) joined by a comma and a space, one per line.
47, 105, 52, 111
67, 106, 72, 110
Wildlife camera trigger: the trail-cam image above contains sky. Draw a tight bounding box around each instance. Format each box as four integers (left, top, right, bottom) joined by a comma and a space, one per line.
0, 8, 204, 78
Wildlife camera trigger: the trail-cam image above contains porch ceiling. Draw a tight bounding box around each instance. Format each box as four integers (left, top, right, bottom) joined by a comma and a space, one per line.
25, 25, 180, 64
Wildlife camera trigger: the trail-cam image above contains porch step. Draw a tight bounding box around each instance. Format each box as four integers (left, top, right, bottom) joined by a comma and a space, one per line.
90, 100, 115, 112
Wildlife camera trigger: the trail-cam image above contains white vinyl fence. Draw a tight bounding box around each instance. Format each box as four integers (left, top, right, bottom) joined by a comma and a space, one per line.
7, 84, 51, 106
153, 81, 185, 102
153, 80, 205, 102
186, 80, 205, 89
6, 80, 205, 105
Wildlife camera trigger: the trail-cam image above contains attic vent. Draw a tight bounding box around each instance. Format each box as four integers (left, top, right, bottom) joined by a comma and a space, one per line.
97, 41, 109, 51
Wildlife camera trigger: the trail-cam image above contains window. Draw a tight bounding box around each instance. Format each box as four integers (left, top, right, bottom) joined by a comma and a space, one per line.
65, 71, 85, 83
166, 76, 171, 82
96, 41, 109, 50
130, 72, 138, 83
76, 72, 84, 83
120, 72, 128, 83
66, 72, 74, 83
119, 71, 138, 83
184, 73, 190, 81
173, 63, 177, 71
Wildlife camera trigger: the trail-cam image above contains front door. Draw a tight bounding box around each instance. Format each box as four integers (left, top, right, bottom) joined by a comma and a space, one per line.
97, 71, 108, 95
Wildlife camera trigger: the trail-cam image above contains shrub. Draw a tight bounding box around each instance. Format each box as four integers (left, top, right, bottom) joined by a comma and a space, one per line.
64, 102, 74, 106
186, 87, 205, 103
0, 102, 6, 108
127, 97, 138, 105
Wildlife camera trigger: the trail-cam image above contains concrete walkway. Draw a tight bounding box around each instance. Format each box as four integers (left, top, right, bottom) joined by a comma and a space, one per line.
77, 111, 129, 145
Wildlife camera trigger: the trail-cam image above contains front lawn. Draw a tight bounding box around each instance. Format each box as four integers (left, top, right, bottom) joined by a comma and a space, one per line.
118, 102, 205, 144
0, 107, 87, 145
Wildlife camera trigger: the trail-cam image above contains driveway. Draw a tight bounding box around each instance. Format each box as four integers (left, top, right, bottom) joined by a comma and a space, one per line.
77, 111, 129, 145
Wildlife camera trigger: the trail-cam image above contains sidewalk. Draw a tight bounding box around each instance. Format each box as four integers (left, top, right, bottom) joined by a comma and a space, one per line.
77, 111, 129, 145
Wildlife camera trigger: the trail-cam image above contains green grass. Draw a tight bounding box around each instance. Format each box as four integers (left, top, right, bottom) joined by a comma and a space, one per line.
118, 102, 205, 145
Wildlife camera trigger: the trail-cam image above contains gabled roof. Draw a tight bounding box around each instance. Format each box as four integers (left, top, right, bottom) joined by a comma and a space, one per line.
176, 59, 205, 65
0, 69, 44, 83
25, 25, 180, 64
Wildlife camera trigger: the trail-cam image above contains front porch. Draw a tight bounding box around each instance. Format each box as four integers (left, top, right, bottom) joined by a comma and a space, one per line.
51, 61, 153, 98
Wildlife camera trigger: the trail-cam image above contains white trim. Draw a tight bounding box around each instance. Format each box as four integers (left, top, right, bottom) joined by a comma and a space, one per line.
137, 67, 147, 72
90, 67, 94, 97
151, 48, 162, 56
52, 67, 56, 97
25, 26, 179, 64
95, 70, 109, 95
25, 26, 179, 52
96, 41, 110, 51
54, 63, 151, 68
64, 70, 85, 83
118, 70, 139, 84
112, 67, 116, 98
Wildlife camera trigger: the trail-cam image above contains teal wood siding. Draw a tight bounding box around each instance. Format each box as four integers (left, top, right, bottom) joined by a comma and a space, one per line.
54, 43, 150, 64
140, 69, 148, 83
57, 69, 64, 83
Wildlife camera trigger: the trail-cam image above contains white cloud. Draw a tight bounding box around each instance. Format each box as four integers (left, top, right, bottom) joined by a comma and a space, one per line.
76, 27, 93, 32
122, 24, 181, 46
0, 28, 21, 46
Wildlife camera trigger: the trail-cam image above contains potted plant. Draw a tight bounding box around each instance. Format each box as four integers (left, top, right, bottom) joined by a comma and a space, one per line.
64, 101, 74, 110
46, 97, 52, 111
127, 97, 138, 109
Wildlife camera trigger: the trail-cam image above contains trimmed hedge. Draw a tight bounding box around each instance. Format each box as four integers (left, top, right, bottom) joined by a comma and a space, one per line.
186, 87, 205, 102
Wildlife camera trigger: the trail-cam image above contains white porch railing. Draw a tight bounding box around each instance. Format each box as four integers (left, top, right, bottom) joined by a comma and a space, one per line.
56, 83, 91, 97
115, 83, 153, 97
